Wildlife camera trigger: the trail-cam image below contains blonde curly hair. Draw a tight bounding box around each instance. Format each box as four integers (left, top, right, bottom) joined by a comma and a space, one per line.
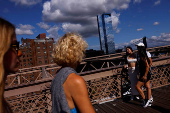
52, 32, 88, 67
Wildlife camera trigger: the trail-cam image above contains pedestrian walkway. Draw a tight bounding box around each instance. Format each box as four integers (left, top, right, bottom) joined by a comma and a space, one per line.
93, 85, 170, 113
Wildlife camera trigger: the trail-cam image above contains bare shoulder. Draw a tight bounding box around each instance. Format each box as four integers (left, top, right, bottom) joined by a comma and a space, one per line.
66, 73, 86, 88
66, 74, 95, 113
69, 73, 85, 83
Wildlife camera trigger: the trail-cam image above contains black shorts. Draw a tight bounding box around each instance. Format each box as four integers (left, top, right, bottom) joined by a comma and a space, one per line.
138, 72, 151, 82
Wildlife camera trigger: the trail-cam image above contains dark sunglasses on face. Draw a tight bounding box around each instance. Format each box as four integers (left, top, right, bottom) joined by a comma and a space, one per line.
11, 41, 20, 54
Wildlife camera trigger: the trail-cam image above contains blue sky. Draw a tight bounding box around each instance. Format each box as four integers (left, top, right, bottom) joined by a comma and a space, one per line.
0, 0, 170, 50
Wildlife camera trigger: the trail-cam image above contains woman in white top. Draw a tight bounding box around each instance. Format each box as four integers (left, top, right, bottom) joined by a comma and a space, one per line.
124, 46, 139, 100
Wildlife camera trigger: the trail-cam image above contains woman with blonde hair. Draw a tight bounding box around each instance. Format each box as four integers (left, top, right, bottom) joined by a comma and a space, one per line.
0, 18, 22, 113
51, 32, 95, 113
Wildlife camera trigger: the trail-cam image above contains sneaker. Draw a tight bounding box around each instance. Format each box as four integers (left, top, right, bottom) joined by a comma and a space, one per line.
141, 100, 151, 106
143, 99, 151, 108
135, 96, 140, 100
150, 95, 153, 103
148, 104, 152, 106
145, 95, 153, 103
147, 96, 153, 107
131, 95, 140, 100
133, 96, 140, 101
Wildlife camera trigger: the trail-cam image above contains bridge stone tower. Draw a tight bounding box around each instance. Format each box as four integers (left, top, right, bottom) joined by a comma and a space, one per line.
97, 13, 115, 54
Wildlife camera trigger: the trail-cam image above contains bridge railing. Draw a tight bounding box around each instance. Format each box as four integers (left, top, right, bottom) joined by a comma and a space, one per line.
5, 47, 170, 87
4, 56, 170, 112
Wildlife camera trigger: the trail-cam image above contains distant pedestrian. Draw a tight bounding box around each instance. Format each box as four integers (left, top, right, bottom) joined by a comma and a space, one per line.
51, 32, 95, 113
135, 42, 153, 108
0, 18, 22, 113
124, 46, 139, 100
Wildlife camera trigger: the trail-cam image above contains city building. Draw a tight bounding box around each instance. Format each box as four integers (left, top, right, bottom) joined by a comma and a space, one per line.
19, 33, 54, 68
97, 13, 115, 54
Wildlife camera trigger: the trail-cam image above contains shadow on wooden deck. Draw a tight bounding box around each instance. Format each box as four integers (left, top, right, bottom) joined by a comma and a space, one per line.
93, 85, 170, 113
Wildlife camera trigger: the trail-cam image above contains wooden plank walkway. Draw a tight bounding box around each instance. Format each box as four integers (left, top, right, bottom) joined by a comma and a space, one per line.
93, 85, 170, 113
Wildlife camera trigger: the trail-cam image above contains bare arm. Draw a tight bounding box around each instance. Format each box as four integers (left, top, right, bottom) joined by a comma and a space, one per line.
141, 58, 150, 81
70, 74, 95, 113
149, 58, 152, 66
124, 64, 128, 69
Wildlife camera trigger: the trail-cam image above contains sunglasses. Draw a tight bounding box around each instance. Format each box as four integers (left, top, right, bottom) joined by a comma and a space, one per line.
11, 41, 20, 54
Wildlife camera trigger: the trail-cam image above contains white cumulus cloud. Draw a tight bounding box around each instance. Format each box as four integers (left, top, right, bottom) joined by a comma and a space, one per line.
46, 25, 59, 40
153, 22, 160, 25
115, 28, 121, 34
147, 32, 170, 47
115, 31, 170, 50
10, 0, 42, 6
16, 24, 35, 35
37, 22, 50, 30
133, 0, 141, 4
42, 0, 131, 38
154, 0, 161, 6
62, 23, 98, 38
137, 28, 143, 31
111, 12, 120, 30
150, 36, 157, 39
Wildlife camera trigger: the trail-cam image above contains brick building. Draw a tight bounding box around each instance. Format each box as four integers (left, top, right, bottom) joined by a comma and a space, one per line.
19, 33, 54, 68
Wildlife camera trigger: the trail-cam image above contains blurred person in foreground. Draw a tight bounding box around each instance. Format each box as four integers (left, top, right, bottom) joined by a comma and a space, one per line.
135, 42, 153, 108
124, 46, 139, 100
0, 18, 22, 113
51, 32, 95, 113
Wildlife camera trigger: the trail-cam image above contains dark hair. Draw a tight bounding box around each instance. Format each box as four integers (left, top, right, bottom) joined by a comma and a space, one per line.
124, 46, 133, 64
126, 46, 133, 56
137, 46, 147, 58
137, 46, 150, 64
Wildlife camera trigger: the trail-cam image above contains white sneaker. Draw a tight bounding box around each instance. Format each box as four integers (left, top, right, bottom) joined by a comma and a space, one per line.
131, 95, 140, 100
135, 96, 140, 100
147, 96, 153, 107
143, 99, 151, 108
149, 95, 153, 103
148, 104, 152, 106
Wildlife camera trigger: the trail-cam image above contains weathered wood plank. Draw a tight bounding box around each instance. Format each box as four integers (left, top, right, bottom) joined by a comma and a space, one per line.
93, 85, 170, 113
